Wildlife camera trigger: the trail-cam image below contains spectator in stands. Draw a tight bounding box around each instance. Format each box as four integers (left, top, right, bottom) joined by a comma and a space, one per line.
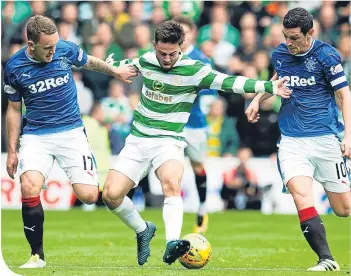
253, 50, 271, 81
209, 22, 236, 72
206, 97, 240, 157
239, 96, 280, 157
119, 1, 144, 49
263, 23, 285, 56
221, 148, 260, 210
197, 5, 240, 50
134, 24, 152, 57
111, 1, 130, 33
318, 4, 339, 46
101, 80, 132, 155
235, 28, 264, 65
82, 44, 112, 100
74, 70, 94, 116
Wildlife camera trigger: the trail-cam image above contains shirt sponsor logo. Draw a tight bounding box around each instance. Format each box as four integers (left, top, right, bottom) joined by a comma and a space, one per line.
280, 76, 316, 87
145, 90, 172, 103
27, 73, 70, 93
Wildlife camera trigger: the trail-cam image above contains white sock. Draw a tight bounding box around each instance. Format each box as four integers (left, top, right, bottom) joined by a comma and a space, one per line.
198, 202, 206, 216
163, 196, 183, 243
109, 196, 146, 233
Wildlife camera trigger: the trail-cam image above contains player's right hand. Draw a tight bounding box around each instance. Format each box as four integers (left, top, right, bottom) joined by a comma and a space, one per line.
273, 77, 292, 99
245, 100, 260, 123
6, 152, 18, 179
113, 65, 138, 84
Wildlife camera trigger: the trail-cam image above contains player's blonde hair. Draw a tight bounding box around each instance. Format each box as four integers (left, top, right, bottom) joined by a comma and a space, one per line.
26, 15, 57, 43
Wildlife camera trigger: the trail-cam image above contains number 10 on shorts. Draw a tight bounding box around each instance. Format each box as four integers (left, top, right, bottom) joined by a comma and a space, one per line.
335, 161, 350, 180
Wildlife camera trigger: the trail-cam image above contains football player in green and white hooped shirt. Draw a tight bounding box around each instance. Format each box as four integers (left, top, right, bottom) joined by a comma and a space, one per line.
103, 20, 292, 266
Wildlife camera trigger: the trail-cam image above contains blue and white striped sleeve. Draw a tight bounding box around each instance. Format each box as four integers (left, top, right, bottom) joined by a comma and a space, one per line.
321, 47, 348, 91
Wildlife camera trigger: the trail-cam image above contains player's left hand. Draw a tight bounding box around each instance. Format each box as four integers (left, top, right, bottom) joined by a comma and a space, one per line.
341, 137, 351, 158
113, 65, 138, 84
273, 77, 292, 99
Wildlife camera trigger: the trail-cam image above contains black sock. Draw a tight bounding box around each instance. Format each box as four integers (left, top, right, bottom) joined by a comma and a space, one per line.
22, 196, 45, 260
299, 207, 333, 261
195, 170, 207, 204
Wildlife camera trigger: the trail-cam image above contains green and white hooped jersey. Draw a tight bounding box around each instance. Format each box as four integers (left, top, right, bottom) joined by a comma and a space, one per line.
114, 51, 277, 141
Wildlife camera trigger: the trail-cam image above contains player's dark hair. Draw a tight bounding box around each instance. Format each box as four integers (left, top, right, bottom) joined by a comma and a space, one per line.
283, 8, 313, 35
154, 20, 185, 45
173, 16, 196, 31
26, 15, 57, 43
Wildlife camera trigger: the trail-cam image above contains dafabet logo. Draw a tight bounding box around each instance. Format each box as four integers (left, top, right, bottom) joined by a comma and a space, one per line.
145, 90, 172, 103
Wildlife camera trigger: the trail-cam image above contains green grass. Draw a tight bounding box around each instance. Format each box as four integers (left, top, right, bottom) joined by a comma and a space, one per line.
2, 209, 350, 276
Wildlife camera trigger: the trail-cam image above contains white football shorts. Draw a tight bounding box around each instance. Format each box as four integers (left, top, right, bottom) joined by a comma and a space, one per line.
277, 134, 350, 193
112, 134, 186, 187
184, 127, 208, 164
18, 127, 98, 186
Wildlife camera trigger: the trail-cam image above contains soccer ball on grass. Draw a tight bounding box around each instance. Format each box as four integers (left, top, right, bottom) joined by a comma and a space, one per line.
178, 233, 211, 269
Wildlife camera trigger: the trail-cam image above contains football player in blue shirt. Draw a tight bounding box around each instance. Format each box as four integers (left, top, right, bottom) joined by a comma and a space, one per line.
246, 8, 351, 271
174, 16, 217, 234
4, 15, 137, 269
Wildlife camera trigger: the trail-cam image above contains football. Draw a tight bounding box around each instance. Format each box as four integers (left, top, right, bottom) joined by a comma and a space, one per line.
178, 233, 211, 269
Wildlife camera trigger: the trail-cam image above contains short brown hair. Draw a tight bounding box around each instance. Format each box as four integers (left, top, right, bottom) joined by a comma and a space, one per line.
154, 20, 185, 45
173, 16, 196, 31
26, 15, 57, 43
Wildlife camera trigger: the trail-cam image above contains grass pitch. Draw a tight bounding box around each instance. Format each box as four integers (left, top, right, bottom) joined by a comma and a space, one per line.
2, 209, 350, 276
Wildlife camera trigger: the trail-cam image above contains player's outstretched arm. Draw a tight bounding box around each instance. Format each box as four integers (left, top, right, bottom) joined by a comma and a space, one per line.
6, 101, 22, 179
336, 86, 351, 158
245, 73, 279, 123
198, 67, 291, 98
83, 55, 138, 84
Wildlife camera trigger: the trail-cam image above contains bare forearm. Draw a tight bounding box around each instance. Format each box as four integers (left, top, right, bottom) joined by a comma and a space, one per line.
253, 92, 273, 103
6, 107, 22, 153
83, 55, 116, 76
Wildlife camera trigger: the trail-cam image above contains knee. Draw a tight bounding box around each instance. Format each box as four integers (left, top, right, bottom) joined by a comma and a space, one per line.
334, 207, 351, 217
20, 174, 41, 197
162, 178, 181, 196
102, 186, 123, 207
81, 192, 98, 205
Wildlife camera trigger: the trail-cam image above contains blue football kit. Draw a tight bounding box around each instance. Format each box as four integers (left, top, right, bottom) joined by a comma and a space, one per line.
185, 45, 217, 129
272, 40, 348, 137
4, 39, 88, 135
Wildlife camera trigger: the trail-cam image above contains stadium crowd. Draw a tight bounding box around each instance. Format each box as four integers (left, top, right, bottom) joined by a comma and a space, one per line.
1, 1, 350, 209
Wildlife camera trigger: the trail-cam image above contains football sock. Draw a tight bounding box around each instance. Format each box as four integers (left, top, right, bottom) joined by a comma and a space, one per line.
163, 196, 183, 243
195, 169, 207, 217
298, 207, 333, 260
109, 196, 146, 233
22, 196, 44, 260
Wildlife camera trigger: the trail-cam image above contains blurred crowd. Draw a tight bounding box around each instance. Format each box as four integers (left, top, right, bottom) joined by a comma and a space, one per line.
1, 1, 350, 205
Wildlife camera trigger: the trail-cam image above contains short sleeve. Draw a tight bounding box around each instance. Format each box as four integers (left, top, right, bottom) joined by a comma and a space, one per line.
320, 47, 348, 91
4, 67, 21, 102
65, 41, 88, 67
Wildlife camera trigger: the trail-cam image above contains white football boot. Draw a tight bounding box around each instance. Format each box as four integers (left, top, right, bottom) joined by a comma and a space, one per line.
307, 259, 340, 271
19, 254, 46, 268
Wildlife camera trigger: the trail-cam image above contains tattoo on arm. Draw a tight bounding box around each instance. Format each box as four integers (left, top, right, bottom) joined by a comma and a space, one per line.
83, 55, 115, 75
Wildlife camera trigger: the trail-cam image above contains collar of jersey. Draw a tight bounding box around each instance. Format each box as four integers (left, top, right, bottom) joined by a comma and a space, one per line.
295, 40, 315, 57
184, 45, 195, 55
24, 47, 42, 63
